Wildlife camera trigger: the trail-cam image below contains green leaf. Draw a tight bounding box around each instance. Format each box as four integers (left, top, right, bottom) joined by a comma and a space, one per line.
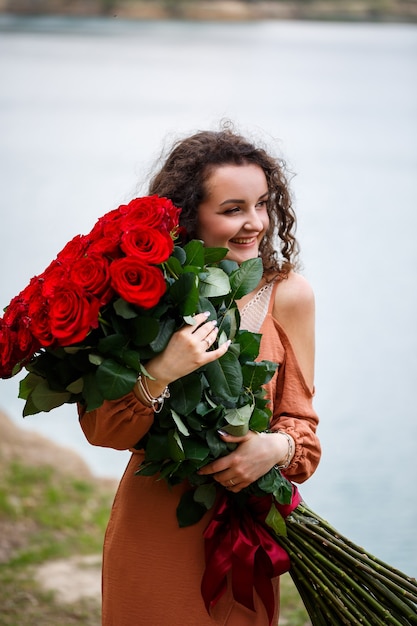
82, 371, 105, 412
150, 318, 176, 353
265, 503, 287, 537
135, 461, 162, 477
144, 433, 170, 462
88, 353, 104, 366
169, 272, 199, 316
182, 437, 210, 462
169, 373, 203, 415
19, 372, 44, 401
168, 430, 185, 462
165, 254, 184, 278
119, 349, 141, 371
203, 247, 228, 264
205, 429, 229, 458
176, 490, 207, 527
222, 404, 253, 436
172, 245, 187, 265
113, 298, 138, 319
241, 360, 278, 390
194, 483, 217, 510
196, 297, 217, 321
235, 330, 261, 361
204, 351, 243, 402
219, 259, 239, 275
184, 239, 205, 268
130, 316, 160, 347
66, 378, 84, 394
257, 468, 293, 505
171, 410, 190, 436
96, 358, 137, 400
199, 267, 231, 298
97, 334, 128, 354
218, 307, 239, 341
31, 380, 71, 412
229, 257, 263, 299
23, 394, 43, 417
248, 407, 271, 432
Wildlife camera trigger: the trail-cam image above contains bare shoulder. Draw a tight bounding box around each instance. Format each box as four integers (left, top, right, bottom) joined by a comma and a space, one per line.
272, 271, 316, 390
273, 271, 315, 321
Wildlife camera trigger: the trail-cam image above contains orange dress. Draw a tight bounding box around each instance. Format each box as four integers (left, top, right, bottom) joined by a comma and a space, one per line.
79, 280, 321, 625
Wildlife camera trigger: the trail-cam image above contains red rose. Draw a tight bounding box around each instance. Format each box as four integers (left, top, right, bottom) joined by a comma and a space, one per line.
0, 323, 16, 377
28, 291, 54, 346
41, 261, 70, 298
56, 234, 91, 263
121, 196, 180, 233
3, 294, 29, 328
69, 253, 113, 305
110, 257, 166, 309
120, 228, 174, 265
88, 208, 125, 256
89, 207, 124, 239
47, 285, 101, 346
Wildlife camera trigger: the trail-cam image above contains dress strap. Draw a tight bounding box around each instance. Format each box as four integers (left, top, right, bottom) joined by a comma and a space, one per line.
240, 281, 274, 333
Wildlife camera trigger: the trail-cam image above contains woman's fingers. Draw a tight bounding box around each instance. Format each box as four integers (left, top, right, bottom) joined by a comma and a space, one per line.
145, 313, 231, 384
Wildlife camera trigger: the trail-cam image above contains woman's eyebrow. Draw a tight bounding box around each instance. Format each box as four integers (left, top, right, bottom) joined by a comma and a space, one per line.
219, 191, 268, 207
219, 198, 245, 206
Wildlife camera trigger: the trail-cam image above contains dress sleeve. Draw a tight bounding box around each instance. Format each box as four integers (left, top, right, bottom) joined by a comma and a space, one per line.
78, 391, 154, 451
262, 320, 321, 484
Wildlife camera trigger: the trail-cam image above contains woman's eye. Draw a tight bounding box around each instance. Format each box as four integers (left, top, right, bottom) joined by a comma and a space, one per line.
256, 200, 268, 209
224, 207, 240, 214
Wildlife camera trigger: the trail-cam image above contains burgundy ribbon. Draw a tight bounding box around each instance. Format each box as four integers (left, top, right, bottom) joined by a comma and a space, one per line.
201, 485, 301, 625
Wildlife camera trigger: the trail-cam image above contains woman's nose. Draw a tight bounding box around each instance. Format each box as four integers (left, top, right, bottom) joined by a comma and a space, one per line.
244, 208, 264, 231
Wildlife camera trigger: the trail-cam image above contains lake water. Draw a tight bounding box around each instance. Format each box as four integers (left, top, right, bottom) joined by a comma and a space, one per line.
0, 14, 416, 578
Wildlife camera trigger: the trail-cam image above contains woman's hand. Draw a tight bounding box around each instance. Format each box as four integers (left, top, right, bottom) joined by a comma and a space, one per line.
197, 430, 294, 492
138, 312, 230, 398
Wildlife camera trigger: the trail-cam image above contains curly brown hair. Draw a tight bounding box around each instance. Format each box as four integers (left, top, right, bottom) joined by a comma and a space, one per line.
148, 127, 299, 276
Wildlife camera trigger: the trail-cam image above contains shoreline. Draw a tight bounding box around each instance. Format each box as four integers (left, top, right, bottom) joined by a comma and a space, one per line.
1, 1, 416, 24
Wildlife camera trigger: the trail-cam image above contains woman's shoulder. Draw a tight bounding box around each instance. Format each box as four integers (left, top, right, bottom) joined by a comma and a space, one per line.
272, 271, 315, 321
271, 271, 316, 390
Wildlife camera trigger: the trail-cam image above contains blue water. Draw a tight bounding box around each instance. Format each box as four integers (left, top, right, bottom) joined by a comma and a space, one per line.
0, 15, 416, 577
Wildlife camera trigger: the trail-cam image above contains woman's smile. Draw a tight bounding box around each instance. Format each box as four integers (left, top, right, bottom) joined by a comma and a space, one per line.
196, 163, 270, 265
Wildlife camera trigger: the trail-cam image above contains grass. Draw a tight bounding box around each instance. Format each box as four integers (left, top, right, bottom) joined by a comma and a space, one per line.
0, 459, 311, 625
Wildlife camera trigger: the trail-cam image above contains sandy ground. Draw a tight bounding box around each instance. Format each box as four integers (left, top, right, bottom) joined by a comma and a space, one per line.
35, 554, 102, 604
1, 410, 108, 605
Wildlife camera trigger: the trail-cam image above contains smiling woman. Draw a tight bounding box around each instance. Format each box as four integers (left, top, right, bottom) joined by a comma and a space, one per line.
196, 163, 270, 265
77, 126, 321, 625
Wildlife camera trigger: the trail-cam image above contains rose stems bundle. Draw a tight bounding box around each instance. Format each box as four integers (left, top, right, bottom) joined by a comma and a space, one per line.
276, 503, 417, 626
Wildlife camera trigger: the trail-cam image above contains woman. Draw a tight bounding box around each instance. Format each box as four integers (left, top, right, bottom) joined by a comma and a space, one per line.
79, 127, 321, 625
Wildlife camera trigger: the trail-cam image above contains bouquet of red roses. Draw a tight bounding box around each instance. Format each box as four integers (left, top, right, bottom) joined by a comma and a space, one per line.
0, 195, 179, 381
1, 196, 416, 626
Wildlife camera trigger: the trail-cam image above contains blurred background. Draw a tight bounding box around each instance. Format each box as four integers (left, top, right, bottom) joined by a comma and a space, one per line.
0, 1, 416, 578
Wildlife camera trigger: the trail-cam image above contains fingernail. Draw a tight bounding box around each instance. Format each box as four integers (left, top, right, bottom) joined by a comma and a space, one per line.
217, 429, 228, 436
203, 311, 211, 317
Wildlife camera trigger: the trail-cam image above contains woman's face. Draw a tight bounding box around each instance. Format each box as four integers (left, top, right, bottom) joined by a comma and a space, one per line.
196, 164, 270, 265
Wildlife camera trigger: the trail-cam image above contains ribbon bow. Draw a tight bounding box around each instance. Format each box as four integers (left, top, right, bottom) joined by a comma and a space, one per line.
201, 485, 301, 625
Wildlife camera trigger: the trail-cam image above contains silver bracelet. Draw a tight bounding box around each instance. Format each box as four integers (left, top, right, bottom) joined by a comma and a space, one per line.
137, 374, 170, 414
267, 429, 294, 470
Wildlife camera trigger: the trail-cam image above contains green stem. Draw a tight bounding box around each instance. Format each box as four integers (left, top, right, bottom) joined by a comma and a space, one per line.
288, 567, 327, 625
282, 524, 413, 626
288, 544, 370, 625
285, 530, 383, 625
292, 516, 417, 618
295, 504, 417, 594
289, 507, 417, 603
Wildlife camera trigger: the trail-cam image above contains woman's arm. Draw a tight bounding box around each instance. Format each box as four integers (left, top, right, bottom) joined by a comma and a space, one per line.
79, 312, 231, 451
